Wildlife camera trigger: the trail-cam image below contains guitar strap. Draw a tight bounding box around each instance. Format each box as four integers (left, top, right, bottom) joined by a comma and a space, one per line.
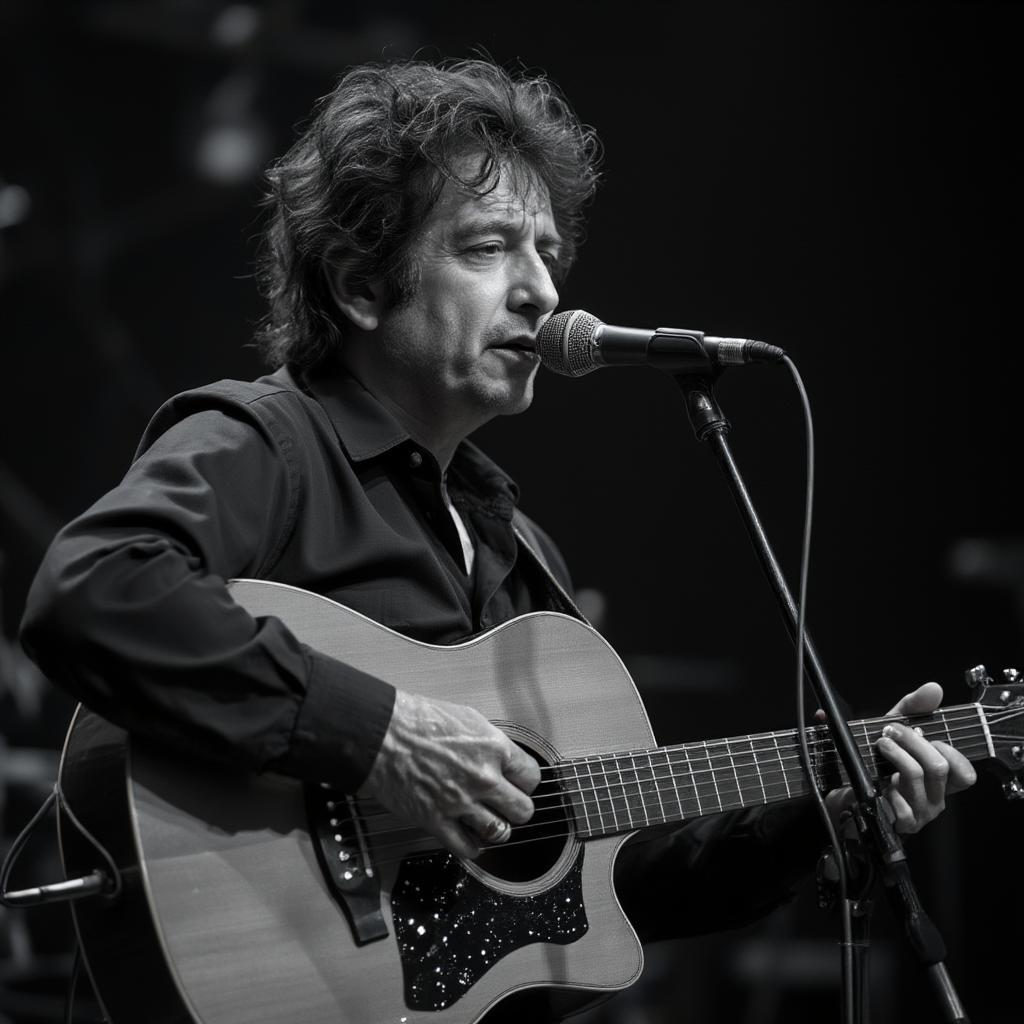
511, 512, 591, 627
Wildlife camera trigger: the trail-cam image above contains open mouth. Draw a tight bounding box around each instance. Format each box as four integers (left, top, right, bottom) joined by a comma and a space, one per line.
492, 338, 537, 354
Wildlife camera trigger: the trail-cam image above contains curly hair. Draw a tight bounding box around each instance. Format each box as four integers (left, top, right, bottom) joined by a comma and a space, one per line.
255, 59, 602, 372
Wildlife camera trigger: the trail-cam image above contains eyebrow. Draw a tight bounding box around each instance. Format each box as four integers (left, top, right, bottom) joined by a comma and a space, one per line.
451, 215, 563, 249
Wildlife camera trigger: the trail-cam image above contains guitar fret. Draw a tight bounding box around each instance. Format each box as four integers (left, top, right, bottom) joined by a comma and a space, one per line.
568, 760, 595, 838
771, 732, 792, 799
745, 733, 777, 806
942, 712, 953, 749
703, 742, 725, 813
681, 744, 703, 815
791, 732, 810, 793
794, 728, 821, 793
644, 751, 666, 824
862, 720, 874, 781
612, 756, 632, 830
598, 757, 622, 835
721, 739, 744, 811
629, 753, 653, 827
593, 756, 619, 833
725, 739, 744, 807
661, 748, 686, 821
560, 702, 992, 842
747, 735, 768, 806
815, 729, 831, 789
621, 754, 648, 829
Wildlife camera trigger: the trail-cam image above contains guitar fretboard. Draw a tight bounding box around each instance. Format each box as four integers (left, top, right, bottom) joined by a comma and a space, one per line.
555, 703, 991, 839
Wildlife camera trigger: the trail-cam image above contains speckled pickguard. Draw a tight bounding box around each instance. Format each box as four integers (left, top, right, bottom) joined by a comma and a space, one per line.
392, 849, 588, 1011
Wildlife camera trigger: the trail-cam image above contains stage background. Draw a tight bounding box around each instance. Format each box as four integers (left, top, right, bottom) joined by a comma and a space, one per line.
1, 2, 1021, 1021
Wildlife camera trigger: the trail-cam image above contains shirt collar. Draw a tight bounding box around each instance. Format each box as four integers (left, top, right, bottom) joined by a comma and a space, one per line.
273, 363, 520, 506
284, 364, 411, 462
451, 440, 520, 510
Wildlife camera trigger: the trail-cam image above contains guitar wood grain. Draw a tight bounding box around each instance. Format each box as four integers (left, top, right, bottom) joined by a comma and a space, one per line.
61, 580, 1010, 1022
69, 580, 654, 1023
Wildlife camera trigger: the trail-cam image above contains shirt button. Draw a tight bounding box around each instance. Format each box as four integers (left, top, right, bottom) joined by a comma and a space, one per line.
407, 450, 423, 469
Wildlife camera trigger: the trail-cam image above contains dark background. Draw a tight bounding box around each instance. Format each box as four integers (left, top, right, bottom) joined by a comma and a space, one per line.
1, 2, 1021, 1022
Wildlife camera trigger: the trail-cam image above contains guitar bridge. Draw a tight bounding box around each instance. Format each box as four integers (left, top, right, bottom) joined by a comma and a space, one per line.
306, 783, 388, 945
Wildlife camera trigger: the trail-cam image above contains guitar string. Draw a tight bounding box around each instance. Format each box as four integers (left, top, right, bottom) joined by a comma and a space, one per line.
322, 708, 1018, 868
345, 734, 996, 851
350, 710, 1003, 825
346, 745, 999, 873
514, 714, 1015, 793
347, 738, 998, 870
571, 701, 1024, 767
352, 720, 991, 823
354, 738, 1004, 841
341, 706, 1016, 841
352, 741, 993, 848
363, 732, 1001, 862
350, 716, 1000, 828
353, 734, 994, 832
549, 711, 999, 771
531, 711, 978, 772
347, 706, 1020, 829
357, 750, 997, 873
519, 717, 995, 784
524, 704, 1019, 779
549, 707, 1005, 787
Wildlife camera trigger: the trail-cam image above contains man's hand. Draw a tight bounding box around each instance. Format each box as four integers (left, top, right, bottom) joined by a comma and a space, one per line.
358, 690, 541, 859
827, 682, 977, 833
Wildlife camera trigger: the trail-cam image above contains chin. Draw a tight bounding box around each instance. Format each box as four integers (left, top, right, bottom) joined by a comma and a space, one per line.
500, 394, 534, 418
495, 379, 536, 417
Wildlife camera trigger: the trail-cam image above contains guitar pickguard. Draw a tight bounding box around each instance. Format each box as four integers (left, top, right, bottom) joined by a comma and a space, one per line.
392, 848, 588, 1011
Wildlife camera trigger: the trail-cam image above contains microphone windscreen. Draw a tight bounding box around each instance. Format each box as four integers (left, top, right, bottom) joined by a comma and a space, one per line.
537, 309, 602, 377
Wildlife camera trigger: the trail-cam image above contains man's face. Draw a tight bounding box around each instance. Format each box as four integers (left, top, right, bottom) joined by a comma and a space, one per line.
367, 162, 561, 437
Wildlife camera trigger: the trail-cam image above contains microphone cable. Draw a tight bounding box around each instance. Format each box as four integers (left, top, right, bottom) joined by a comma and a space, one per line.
784, 355, 856, 1009
1, 778, 122, 1023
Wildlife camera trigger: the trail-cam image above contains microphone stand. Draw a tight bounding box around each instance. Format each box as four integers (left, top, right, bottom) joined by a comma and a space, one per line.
673, 372, 968, 1024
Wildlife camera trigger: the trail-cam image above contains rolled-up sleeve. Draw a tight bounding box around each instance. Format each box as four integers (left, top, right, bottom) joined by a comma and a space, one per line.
20, 401, 394, 791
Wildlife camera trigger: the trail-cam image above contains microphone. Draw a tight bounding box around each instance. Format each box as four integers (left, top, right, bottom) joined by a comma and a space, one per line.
536, 309, 786, 377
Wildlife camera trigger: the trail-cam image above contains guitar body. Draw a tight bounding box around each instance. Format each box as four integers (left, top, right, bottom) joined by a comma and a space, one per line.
59, 580, 655, 1024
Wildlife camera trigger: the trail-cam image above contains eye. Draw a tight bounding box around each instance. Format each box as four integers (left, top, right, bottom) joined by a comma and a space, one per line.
467, 242, 504, 260
538, 250, 560, 270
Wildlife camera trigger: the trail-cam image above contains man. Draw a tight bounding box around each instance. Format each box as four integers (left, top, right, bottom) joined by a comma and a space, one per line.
21, 59, 973, 1015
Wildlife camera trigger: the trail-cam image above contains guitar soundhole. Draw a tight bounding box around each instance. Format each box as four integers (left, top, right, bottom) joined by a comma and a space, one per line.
473, 751, 570, 883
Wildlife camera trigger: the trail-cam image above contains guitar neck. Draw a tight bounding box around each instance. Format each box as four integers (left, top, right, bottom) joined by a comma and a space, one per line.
557, 702, 993, 839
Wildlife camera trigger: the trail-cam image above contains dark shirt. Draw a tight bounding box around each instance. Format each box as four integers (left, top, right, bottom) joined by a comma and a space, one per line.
21, 363, 822, 948
20, 365, 574, 791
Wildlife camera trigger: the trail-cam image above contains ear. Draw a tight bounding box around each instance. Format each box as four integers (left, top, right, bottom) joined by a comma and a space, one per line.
324, 256, 384, 332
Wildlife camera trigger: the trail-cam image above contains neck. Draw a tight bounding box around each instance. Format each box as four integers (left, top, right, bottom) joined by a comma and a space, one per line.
337, 353, 479, 472
554, 702, 993, 839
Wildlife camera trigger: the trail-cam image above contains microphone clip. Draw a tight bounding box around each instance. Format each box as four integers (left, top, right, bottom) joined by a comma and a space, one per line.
673, 373, 731, 441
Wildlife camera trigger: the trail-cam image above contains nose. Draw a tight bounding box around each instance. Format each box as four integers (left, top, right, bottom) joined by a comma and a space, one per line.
508, 251, 559, 320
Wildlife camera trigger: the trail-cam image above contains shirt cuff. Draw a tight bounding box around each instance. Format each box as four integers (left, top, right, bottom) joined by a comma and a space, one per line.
272, 646, 396, 791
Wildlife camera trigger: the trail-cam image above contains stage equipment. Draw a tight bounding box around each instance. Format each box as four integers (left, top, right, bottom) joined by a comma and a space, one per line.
537, 308, 784, 376
542, 310, 976, 1024
25, 582, 1023, 1024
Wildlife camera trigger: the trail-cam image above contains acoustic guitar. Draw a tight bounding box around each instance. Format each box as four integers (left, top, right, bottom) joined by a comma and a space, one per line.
58, 579, 1024, 1023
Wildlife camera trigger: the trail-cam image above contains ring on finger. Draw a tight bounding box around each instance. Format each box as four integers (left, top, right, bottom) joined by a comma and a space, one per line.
483, 817, 511, 842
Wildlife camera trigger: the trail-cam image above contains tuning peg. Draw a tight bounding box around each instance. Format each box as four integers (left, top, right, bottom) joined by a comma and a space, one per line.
1003, 778, 1024, 801
965, 665, 991, 689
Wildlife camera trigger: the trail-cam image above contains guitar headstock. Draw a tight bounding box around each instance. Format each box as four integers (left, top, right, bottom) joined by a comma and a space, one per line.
967, 665, 1024, 799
